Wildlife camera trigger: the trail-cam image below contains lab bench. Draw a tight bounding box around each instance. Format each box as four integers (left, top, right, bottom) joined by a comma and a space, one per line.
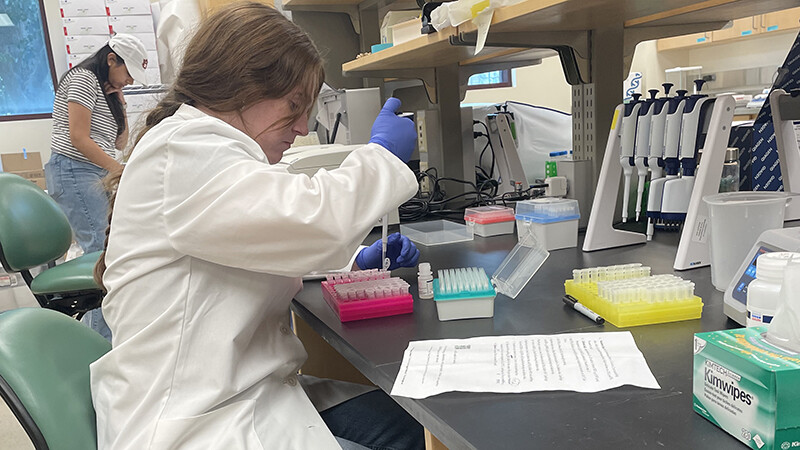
291, 228, 751, 449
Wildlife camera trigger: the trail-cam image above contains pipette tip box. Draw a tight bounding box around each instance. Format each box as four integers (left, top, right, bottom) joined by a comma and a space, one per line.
564, 263, 703, 327
433, 267, 496, 321
516, 198, 580, 250
400, 220, 473, 246
321, 269, 413, 322
464, 206, 516, 237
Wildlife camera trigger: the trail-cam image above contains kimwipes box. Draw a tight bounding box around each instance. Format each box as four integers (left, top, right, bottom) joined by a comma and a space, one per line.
693, 327, 800, 450
0, 152, 46, 190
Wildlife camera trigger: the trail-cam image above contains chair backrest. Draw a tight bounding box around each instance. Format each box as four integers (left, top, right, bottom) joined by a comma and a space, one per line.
0, 308, 111, 450
0, 173, 73, 272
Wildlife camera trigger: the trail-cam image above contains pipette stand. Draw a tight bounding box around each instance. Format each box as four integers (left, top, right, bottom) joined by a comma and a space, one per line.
673, 95, 735, 270
583, 104, 647, 251
769, 89, 800, 221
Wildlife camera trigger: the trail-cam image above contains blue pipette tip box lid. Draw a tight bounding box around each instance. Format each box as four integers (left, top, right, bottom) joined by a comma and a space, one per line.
492, 229, 550, 299
515, 198, 580, 224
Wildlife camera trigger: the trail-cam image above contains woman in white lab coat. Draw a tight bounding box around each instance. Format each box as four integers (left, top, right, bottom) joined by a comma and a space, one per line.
90, 3, 423, 449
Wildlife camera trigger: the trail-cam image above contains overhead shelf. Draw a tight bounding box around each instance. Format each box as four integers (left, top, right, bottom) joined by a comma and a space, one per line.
341, 0, 798, 76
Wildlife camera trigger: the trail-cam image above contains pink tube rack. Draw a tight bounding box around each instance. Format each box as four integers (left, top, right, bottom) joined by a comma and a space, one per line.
321, 270, 413, 322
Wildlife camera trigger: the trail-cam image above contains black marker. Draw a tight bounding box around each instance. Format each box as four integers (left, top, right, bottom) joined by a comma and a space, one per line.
562, 294, 605, 324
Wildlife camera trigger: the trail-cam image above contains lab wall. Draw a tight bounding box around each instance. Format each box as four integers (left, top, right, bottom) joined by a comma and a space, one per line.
463, 56, 572, 113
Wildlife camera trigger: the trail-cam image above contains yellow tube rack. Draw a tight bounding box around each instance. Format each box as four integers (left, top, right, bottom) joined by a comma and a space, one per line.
564, 279, 703, 327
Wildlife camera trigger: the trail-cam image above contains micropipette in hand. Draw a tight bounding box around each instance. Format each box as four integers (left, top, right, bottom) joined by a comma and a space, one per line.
381, 214, 390, 271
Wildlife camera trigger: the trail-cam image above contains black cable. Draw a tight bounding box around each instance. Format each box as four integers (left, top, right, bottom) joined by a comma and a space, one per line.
474, 120, 496, 178
328, 112, 342, 144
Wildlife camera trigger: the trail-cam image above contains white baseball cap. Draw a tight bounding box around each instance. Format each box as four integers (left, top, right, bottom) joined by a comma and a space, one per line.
108, 33, 149, 86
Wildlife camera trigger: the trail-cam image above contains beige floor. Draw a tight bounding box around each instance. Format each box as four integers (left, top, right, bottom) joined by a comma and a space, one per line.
0, 284, 41, 450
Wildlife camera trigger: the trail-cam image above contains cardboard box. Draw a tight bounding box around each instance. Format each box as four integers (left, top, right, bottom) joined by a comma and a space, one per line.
1, 152, 43, 172
67, 52, 93, 68
693, 327, 800, 450
62, 16, 110, 35
125, 92, 161, 113
390, 18, 422, 46
65, 34, 109, 54
60, 0, 107, 17
105, 0, 151, 16
1, 153, 46, 191
108, 15, 153, 34
130, 31, 156, 50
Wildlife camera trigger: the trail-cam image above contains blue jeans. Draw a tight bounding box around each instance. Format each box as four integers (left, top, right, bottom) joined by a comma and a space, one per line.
322, 390, 424, 450
44, 152, 111, 341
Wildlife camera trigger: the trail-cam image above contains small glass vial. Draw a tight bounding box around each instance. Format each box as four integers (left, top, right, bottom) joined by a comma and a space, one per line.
747, 252, 797, 328
719, 147, 740, 193
417, 262, 434, 299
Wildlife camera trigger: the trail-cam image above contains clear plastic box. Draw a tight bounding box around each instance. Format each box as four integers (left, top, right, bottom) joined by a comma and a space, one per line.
464, 206, 516, 237
516, 198, 580, 250
400, 220, 473, 246
492, 236, 550, 299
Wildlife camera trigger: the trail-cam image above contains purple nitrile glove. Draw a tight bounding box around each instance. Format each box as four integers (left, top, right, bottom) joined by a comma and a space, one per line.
368, 97, 416, 163
355, 232, 420, 270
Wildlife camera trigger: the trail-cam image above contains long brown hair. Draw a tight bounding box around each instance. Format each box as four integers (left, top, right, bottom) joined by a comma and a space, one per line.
94, 2, 325, 289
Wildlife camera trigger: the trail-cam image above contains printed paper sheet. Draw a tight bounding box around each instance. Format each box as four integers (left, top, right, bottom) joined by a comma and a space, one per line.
391, 332, 660, 399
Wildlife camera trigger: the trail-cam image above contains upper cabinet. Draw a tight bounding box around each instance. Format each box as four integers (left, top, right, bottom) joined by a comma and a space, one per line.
762, 6, 800, 33
658, 7, 800, 51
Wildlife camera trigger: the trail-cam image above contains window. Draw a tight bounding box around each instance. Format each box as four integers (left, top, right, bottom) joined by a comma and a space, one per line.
466, 69, 513, 90
0, 0, 57, 120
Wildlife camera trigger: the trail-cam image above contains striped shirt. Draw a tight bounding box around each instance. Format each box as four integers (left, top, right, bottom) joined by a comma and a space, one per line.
50, 68, 120, 165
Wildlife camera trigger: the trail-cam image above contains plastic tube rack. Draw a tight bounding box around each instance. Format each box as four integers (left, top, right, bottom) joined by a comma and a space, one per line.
564, 263, 703, 327
433, 267, 497, 321
321, 270, 412, 322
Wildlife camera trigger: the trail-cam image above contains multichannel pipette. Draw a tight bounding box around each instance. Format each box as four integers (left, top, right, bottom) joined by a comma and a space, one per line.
661, 80, 715, 224
648, 89, 688, 235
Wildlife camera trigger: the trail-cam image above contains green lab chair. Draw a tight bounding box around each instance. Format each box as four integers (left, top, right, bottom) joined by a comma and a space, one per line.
0, 307, 111, 450
0, 173, 103, 318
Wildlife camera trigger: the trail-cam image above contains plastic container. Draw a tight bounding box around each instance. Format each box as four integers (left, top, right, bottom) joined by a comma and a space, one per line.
417, 262, 434, 300
433, 267, 496, 321
703, 192, 790, 291
380, 10, 420, 44
747, 252, 798, 328
400, 220, 473, 246
390, 17, 422, 46
464, 206, 515, 237
321, 270, 413, 322
719, 147, 740, 193
370, 43, 393, 53
515, 198, 580, 250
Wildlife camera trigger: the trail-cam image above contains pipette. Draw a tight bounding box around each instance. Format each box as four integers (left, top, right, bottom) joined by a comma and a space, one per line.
381, 214, 390, 271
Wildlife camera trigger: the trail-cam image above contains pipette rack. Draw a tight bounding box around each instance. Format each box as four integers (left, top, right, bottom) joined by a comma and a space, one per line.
433, 267, 497, 321
321, 269, 413, 322
564, 263, 703, 327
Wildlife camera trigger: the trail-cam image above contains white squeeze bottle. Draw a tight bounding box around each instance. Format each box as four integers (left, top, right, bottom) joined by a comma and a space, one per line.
417, 262, 434, 299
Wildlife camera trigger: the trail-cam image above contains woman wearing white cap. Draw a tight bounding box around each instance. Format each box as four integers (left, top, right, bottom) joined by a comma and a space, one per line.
44, 33, 148, 341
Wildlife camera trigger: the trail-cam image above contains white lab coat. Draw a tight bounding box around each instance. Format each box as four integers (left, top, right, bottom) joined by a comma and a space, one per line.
90, 104, 418, 449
